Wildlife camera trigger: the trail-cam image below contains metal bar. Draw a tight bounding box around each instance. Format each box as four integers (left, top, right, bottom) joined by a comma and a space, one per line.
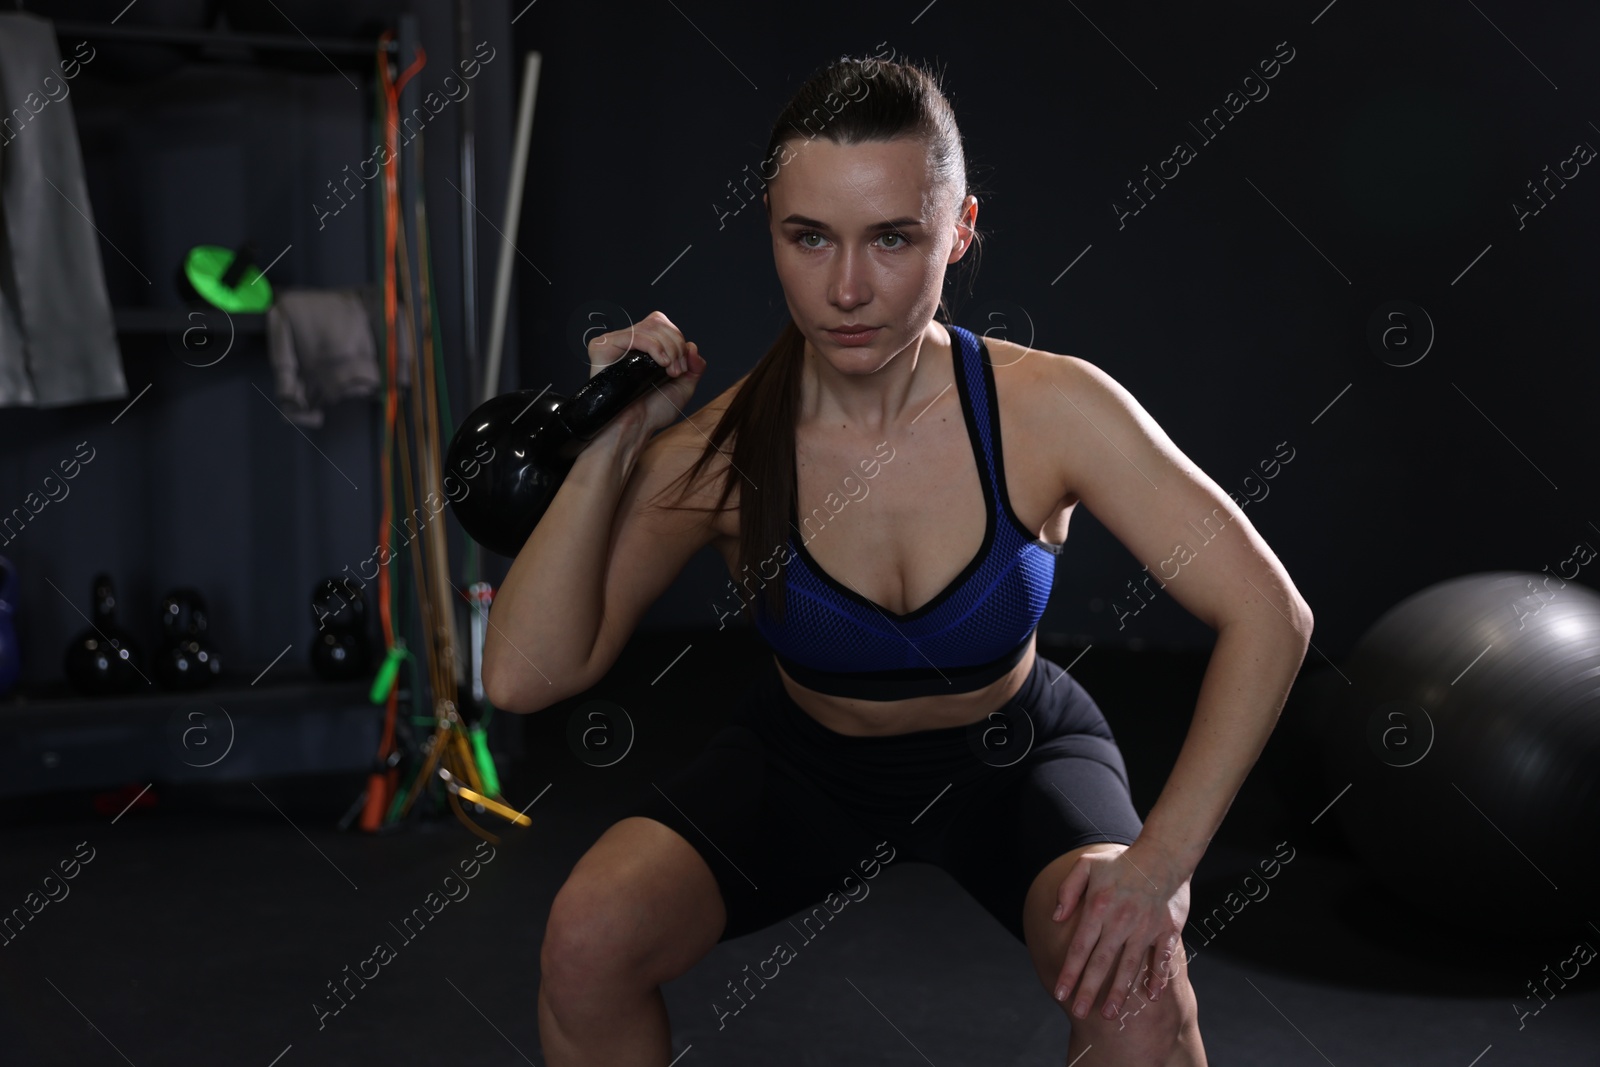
455, 0, 480, 408
481, 51, 540, 406
49, 20, 397, 55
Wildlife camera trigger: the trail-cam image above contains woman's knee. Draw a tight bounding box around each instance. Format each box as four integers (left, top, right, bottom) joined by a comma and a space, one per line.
1065, 943, 1196, 1053
538, 882, 667, 1045
540, 877, 647, 995
540, 818, 727, 1001
1021, 846, 1196, 1053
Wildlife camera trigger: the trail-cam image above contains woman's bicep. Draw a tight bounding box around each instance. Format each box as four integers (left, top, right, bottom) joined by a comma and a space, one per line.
1051, 357, 1311, 634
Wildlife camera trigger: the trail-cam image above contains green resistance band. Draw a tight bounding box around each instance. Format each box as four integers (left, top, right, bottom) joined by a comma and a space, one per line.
369, 642, 412, 705
470, 724, 501, 798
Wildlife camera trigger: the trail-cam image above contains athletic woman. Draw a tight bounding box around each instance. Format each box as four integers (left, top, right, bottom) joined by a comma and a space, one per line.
485, 54, 1312, 1067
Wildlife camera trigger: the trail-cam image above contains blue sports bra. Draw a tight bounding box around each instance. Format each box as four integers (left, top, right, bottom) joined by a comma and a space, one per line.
750, 322, 1063, 701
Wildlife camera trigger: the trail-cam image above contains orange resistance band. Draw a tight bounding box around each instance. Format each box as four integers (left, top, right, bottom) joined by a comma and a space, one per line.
366, 34, 427, 827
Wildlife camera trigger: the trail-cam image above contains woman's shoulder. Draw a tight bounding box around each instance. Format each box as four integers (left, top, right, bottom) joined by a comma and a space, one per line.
978, 332, 1097, 374
982, 334, 1096, 415
982, 336, 1115, 502
982, 333, 1139, 410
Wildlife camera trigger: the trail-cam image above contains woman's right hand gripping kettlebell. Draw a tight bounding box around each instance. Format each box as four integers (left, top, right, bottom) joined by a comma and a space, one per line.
586, 310, 707, 439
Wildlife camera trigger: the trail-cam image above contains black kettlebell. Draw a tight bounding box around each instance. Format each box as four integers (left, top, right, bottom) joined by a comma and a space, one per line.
445, 349, 669, 558
63, 573, 146, 696
155, 588, 223, 690
310, 578, 372, 681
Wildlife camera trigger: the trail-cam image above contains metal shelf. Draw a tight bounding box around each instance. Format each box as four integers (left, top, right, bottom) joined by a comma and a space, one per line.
0, 676, 372, 721
0, 677, 388, 798
49, 19, 397, 56
111, 307, 266, 335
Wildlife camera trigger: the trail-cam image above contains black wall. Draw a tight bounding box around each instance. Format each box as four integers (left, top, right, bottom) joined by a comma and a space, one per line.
506, 0, 1600, 659
3, 0, 1597, 697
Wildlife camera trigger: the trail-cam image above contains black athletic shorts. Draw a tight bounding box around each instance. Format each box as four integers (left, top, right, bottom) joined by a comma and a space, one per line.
618, 651, 1144, 946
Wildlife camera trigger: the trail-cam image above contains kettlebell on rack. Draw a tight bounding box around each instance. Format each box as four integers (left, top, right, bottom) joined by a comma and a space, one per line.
444, 349, 669, 558
63, 573, 146, 696
155, 588, 223, 690
310, 578, 372, 681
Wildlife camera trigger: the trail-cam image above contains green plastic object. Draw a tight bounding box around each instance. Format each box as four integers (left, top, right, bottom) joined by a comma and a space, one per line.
184, 245, 273, 313
470, 724, 501, 798
369, 644, 407, 705
385, 782, 409, 825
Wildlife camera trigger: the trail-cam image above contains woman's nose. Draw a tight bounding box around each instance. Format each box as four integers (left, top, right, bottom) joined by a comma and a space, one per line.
829, 248, 869, 307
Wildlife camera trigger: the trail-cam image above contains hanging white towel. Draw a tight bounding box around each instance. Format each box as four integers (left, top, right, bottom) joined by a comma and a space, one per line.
0, 13, 128, 409
266, 285, 408, 428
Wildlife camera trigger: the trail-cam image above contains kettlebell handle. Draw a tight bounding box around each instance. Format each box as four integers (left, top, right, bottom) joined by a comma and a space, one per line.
551, 349, 671, 459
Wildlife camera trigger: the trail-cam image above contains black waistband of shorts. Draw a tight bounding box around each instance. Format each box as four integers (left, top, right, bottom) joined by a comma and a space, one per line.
732, 650, 1120, 827
747, 644, 1063, 752
769, 632, 1034, 703
733, 650, 1062, 812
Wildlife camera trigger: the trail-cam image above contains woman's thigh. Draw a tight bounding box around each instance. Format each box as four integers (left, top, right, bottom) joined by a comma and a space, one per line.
937, 733, 1144, 945
612, 723, 886, 945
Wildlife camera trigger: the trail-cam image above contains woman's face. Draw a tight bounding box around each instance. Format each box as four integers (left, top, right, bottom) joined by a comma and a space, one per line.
764, 135, 976, 368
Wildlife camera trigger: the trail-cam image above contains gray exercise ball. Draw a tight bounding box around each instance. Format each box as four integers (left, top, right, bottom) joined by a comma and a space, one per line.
1311, 571, 1599, 935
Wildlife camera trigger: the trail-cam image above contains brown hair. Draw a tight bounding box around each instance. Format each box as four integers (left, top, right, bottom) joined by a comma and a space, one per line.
654, 54, 985, 625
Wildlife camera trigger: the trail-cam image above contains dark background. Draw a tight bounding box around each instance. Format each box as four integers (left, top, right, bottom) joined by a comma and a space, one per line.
4, 0, 1597, 692
1, 3, 1598, 1065
510, 0, 1600, 661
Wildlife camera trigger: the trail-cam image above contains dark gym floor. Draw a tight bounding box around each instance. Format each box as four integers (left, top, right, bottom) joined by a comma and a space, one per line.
3, 628, 1597, 1066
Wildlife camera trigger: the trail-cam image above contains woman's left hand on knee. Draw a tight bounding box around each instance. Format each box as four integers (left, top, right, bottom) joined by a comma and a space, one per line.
1050, 840, 1192, 1021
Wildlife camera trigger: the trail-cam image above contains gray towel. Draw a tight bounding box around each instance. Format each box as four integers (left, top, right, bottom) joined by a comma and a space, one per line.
266, 285, 410, 427
0, 13, 128, 409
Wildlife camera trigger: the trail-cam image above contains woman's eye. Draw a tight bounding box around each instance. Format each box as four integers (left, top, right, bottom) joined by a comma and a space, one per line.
792, 231, 908, 250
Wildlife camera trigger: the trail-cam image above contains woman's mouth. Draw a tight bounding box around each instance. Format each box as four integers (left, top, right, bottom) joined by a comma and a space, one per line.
826, 326, 881, 346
